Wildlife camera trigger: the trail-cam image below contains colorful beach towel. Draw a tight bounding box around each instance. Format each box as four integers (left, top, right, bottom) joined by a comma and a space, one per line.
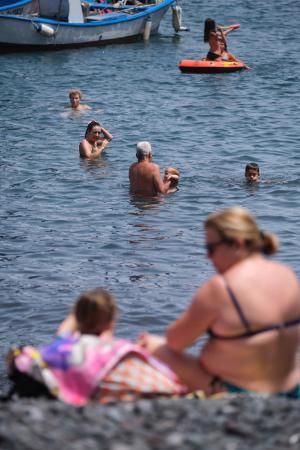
12, 335, 187, 406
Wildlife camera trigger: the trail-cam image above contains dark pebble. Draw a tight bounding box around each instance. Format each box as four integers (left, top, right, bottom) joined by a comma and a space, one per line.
0, 395, 300, 450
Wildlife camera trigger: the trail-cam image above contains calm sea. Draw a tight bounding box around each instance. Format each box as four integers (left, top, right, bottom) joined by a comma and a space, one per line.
0, 0, 299, 391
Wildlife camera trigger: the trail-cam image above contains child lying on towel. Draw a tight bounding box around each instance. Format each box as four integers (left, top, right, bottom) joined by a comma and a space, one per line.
7, 288, 187, 406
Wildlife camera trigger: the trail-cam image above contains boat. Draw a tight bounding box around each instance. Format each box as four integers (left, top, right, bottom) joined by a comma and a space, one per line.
0, 0, 25, 6
0, 0, 179, 51
0, 0, 33, 14
178, 59, 247, 74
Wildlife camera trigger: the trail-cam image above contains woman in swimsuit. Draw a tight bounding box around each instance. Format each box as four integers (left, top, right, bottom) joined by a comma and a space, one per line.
139, 207, 300, 398
79, 120, 113, 159
204, 18, 239, 62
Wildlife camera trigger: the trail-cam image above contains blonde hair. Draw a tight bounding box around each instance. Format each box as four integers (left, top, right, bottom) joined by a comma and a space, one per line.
165, 167, 180, 177
74, 287, 117, 335
205, 207, 279, 255
69, 89, 82, 99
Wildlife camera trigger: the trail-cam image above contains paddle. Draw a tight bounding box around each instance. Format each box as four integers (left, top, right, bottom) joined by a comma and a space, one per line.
220, 24, 240, 30
218, 24, 250, 70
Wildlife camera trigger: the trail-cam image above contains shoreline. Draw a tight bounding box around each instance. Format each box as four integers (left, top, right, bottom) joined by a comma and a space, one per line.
0, 395, 300, 449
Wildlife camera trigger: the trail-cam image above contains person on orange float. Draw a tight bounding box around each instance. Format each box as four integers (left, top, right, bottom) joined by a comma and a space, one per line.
204, 18, 239, 62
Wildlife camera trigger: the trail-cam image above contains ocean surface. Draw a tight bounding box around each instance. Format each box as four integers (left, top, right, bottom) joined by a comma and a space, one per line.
0, 0, 299, 391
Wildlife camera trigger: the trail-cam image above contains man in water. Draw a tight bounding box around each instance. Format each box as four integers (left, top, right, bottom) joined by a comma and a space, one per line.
245, 163, 260, 182
129, 142, 172, 196
68, 89, 91, 111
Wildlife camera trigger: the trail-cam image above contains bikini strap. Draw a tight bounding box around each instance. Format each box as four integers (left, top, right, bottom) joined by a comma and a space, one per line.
223, 278, 252, 332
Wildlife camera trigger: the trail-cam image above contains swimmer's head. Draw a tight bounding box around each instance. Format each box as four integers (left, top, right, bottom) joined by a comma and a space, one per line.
245, 163, 260, 182
74, 287, 117, 336
69, 89, 82, 100
69, 89, 83, 109
164, 167, 180, 189
136, 141, 152, 161
164, 167, 180, 178
85, 120, 101, 138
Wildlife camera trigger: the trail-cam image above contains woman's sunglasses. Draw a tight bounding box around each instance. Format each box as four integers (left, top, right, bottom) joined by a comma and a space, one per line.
205, 239, 233, 257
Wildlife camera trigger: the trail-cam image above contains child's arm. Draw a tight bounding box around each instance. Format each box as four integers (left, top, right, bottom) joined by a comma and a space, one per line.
56, 313, 78, 335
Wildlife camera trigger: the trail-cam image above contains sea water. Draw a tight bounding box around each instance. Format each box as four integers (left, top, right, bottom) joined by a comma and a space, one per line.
0, 0, 299, 390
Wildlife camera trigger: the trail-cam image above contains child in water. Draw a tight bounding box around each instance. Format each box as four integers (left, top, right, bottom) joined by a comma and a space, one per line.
203, 18, 239, 62
245, 163, 260, 182
163, 167, 180, 193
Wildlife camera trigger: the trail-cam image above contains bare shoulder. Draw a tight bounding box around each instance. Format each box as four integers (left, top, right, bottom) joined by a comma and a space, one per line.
270, 260, 299, 284
80, 104, 91, 111
151, 162, 161, 172
192, 274, 225, 310
129, 162, 138, 171
79, 139, 90, 157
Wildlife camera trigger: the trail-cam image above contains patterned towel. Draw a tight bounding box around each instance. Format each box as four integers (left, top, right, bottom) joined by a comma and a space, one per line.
13, 335, 187, 406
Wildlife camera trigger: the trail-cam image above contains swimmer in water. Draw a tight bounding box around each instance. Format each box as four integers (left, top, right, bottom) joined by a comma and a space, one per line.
68, 89, 91, 111
79, 120, 113, 159
163, 167, 180, 193
129, 142, 172, 197
245, 163, 260, 183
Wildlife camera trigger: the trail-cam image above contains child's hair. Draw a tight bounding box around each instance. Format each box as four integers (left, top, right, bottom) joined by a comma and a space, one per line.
165, 167, 180, 178
204, 18, 216, 42
165, 167, 180, 190
74, 287, 117, 335
245, 162, 260, 175
69, 89, 82, 99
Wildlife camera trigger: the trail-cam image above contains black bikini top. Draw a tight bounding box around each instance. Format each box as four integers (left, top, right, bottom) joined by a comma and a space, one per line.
208, 279, 300, 340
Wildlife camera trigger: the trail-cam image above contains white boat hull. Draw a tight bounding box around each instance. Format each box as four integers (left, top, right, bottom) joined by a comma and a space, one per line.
0, 0, 175, 50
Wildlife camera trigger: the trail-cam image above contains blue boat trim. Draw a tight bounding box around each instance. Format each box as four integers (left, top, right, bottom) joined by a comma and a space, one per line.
0, 0, 31, 11
0, 0, 175, 27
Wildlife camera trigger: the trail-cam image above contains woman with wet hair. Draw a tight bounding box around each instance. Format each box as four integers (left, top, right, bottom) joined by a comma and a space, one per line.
204, 17, 239, 62
140, 207, 300, 398
79, 120, 113, 159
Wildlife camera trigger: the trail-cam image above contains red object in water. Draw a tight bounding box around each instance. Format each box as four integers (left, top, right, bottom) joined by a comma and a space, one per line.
178, 59, 247, 74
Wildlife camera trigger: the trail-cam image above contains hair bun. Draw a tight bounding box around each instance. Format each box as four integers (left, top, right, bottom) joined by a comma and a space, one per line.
260, 230, 279, 255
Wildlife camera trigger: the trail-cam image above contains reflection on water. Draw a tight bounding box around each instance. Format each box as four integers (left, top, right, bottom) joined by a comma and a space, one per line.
79, 158, 109, 178
129, 194, 164, 211
243, 181, 261, 193
128, 222, 167, 245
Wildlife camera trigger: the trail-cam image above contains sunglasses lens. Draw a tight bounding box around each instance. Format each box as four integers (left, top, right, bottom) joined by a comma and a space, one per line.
205, 241, 223, 256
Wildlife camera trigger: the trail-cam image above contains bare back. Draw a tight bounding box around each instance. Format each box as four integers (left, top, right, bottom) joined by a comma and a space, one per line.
198, 257, 300, 392
129, 161, 167, 196
208, 31, 224, 55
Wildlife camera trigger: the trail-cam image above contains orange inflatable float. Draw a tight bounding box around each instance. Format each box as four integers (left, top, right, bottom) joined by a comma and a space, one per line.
178, 59, 247, 74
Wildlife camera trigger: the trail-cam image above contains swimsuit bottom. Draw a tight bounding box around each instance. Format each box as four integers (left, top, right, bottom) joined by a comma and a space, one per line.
206, 51, 221, 61
223, 381, 300, 399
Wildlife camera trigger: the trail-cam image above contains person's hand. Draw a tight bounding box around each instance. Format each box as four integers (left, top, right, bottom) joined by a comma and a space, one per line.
168, 175, 179, 182
138, 332, 165, 353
